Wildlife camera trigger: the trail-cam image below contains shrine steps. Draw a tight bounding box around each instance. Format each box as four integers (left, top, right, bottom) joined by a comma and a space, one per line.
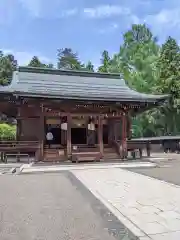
43, 149, 66, 162
43, 147, 120, 163
103, 147, 120, 160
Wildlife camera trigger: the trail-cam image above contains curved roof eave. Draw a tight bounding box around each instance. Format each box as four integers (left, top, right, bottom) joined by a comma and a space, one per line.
0, 68, 171, 103
10, 91, 170, 103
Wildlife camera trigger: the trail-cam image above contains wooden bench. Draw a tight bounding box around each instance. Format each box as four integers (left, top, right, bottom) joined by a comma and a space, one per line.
4, 153, 30, 163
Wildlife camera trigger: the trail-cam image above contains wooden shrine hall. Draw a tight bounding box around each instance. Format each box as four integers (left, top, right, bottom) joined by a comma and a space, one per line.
0, 67, 168, 163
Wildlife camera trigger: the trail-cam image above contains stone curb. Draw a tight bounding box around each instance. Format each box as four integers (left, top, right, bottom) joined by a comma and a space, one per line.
19, 163, 33, 173
20, 162, 157, 175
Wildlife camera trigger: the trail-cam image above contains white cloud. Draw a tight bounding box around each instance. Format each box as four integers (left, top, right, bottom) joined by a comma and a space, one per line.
142, 8, 180, 41
18, 0, 42, 17
3, 49, 53, 66
112, 23, 118, 29
18, 0, 77, 18
60, 8, 78, 18
0, 1, 136, 23
83, 5, 131, 18
146, 9, 180, 27
130, 15, 140, 24
98, 23, 119, 34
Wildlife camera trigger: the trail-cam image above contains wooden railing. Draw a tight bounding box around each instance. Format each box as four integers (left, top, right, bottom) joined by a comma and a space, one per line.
0, 141, 41, 163
111, 140, 121, 156
0, 141, 40, 150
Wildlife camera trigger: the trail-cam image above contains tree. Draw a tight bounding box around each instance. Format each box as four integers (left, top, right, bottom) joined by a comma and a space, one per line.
98, 50, 111, 73
28, 56, 53, 68
155, 37, 180, 134
28, 56, 44, 67
106, 24, 161, 137
109, 24, 160, 93
57, 48, 82, 70
85, 61, 94, 72
0, 51, 17, 85
123, 24, 156, 47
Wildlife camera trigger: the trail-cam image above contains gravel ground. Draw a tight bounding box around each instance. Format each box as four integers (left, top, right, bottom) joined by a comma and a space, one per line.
0, 172, 136, 240
128, 158, 180, 186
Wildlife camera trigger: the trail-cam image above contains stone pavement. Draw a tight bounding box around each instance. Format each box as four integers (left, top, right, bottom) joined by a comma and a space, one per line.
72, 168, 180, 240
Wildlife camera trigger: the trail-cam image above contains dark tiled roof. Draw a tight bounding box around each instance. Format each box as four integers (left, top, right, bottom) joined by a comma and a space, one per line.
0, 66, 169, 102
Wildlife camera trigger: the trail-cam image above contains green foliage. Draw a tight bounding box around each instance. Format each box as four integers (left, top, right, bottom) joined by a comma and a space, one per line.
57, 48, 82, 70
97, 24, 180, 137
0, 124, 16, 140
109, 24, 160, 93
154, 37, 180, 134
156, 37, 180, 96
98, 50, 111, 73
84, 61, 94, 72
0, 51, 17, 85
28, 56, 54, 68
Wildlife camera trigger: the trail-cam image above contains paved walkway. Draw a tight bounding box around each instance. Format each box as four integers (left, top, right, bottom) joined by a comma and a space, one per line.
72, 168, 180, 240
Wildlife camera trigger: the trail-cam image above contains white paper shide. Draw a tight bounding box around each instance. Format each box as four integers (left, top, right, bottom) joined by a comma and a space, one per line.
61, 122, 67, 130
88, 122, 95, 131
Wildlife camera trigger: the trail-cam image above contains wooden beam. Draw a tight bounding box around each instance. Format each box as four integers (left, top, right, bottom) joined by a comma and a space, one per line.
43, 112, 124, 118
16, 116, 40, 119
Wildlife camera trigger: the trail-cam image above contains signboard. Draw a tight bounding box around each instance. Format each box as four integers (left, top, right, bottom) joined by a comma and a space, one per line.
46, 118, 61, 125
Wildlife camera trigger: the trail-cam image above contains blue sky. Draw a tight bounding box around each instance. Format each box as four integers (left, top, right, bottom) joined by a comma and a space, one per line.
1, 0, 180, 67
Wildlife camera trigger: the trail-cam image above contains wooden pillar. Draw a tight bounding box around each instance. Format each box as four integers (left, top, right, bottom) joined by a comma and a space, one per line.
127, 115, 132, 140
122, 112, 127, 158
40, 115, 44, 161
61, 117, 67, 146
87, 117, 96, 146
114, 121, 117, 141
108, 119, 112, 145
16, 107, 21, 141
37, 105, 44, 162
16, 119, 21, 141
146, 142, 151, 157
98, 115, 103, 158
67, 114, 72, 159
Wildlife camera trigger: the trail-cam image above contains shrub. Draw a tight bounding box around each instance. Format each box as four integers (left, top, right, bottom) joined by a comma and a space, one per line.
0, 123, 16, 140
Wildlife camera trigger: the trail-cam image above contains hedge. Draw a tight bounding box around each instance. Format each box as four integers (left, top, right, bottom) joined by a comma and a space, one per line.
0, 123, 16, 140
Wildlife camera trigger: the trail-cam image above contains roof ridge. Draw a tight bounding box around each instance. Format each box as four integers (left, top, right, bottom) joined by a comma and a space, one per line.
18, 66, 121, 79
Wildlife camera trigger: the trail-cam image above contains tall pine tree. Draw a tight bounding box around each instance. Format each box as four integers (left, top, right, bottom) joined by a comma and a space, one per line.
156, 37, 180, 133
